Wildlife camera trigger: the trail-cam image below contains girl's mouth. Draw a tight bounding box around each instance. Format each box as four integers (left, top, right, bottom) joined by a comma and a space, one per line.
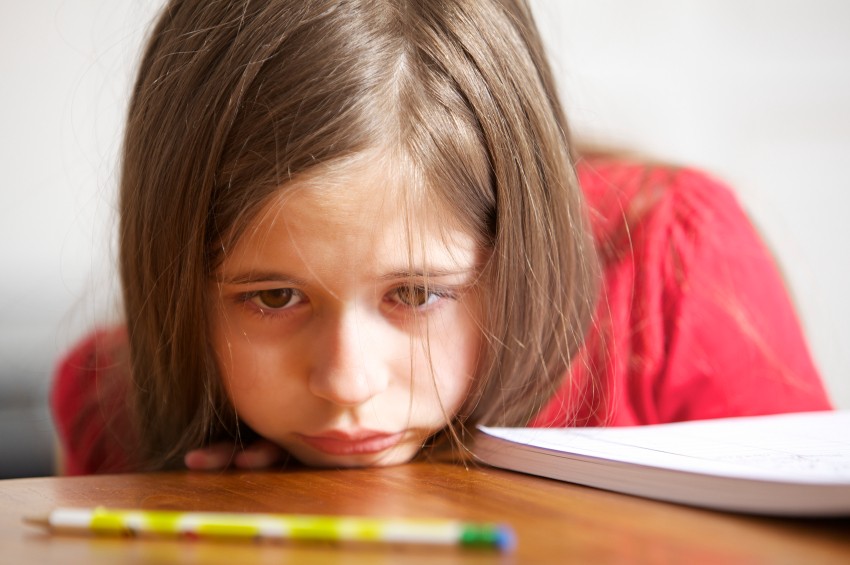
296, 430, 404, 456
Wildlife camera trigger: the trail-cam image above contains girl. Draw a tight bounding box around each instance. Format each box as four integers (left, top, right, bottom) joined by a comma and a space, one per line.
53, 0, 831, 475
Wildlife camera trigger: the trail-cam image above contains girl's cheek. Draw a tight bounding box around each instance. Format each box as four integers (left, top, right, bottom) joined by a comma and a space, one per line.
220, 301, 309, 345
418, 305, 482, 410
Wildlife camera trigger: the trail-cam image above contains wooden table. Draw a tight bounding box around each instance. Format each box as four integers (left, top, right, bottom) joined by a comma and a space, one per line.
1, 462, 848, 563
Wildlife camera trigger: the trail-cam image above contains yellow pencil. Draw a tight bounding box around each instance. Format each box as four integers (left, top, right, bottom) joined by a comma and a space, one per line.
25, 507, 515, 551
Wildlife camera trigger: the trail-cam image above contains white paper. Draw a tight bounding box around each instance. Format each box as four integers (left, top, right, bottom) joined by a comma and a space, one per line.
480, 411, 850, 483
475, 411, 850, 515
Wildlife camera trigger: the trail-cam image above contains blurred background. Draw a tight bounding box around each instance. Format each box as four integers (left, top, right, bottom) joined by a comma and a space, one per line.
1, 0, 848, 478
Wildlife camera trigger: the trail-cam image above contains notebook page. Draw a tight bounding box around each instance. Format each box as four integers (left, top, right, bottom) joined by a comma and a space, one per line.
479, 411, 850, 484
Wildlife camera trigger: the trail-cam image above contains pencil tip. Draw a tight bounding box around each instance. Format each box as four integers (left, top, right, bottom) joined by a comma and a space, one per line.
22, 515, 50, 528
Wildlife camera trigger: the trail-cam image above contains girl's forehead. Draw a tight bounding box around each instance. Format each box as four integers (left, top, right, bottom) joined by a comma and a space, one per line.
228, 154, 483, 273
260, 151, 458, 234
219, 166, 481, 284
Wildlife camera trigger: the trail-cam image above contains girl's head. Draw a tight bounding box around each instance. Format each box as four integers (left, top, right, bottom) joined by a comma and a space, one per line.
119, 0, 598, 469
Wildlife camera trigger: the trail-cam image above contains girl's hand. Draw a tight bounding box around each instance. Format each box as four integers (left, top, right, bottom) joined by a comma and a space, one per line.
184, 440, 285, 471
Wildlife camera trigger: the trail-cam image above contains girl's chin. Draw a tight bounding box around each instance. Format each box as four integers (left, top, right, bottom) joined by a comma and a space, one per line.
287, 441, 420, 468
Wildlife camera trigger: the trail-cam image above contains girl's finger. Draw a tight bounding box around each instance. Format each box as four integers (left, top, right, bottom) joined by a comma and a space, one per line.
184, 443, 237, 470
233, 440, 284, 470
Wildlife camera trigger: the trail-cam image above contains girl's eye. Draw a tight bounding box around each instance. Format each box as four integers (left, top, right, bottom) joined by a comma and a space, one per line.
392, 286, 442, 308
249, 288, 302, 310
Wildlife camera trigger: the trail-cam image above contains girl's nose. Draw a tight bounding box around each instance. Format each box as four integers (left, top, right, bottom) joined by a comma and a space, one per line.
307, 310, 391, 407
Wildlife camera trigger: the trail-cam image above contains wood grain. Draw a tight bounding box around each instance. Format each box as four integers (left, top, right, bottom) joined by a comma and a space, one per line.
1, 462, 848, 564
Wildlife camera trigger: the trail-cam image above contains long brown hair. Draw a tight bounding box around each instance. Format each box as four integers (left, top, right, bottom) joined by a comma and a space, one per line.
119, 0, 599, 469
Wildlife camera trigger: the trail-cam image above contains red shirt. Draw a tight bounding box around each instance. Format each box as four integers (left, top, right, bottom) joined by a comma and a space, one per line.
533, 158, 831, 426
51, 326, 132, 475
52, 160, 832, 474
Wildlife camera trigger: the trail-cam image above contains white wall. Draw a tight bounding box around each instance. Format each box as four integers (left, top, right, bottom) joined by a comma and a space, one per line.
0, 1, 847, 415
0, 1, 156, 399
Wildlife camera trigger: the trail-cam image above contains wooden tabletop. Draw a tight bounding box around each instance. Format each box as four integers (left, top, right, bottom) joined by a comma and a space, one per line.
1, 462, 848, 564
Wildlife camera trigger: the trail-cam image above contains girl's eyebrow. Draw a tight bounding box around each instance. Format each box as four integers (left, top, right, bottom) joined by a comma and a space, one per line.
376, 267, 478, 281
216, 267, 477, 285
214, 271, 308, 286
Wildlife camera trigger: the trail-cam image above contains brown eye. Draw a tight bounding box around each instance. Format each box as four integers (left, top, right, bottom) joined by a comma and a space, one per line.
253, 288, 299, 309
394, 286, 437, 308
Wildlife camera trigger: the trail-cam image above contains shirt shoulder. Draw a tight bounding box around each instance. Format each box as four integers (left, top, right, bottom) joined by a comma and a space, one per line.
533, 157, 831, 428
576, 156, 743, 256
51, 326, 134, 474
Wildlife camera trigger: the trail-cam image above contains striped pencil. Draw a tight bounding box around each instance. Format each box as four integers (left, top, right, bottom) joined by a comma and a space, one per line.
25, 507, 515, 552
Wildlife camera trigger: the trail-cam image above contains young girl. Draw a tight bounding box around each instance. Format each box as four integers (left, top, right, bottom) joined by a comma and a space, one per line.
52, 0, 831, 475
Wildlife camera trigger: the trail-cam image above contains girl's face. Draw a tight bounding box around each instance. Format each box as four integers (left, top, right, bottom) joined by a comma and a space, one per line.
208, 160, 485, 467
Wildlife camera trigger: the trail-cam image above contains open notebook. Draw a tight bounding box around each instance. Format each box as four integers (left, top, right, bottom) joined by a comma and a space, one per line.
474, 410, 850, 516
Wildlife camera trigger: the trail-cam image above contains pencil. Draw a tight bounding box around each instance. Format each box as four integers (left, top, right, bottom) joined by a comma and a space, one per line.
24, 507, 515, 552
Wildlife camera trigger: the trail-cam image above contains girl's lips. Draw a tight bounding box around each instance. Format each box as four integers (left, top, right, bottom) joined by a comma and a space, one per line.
297, 431, 404, 456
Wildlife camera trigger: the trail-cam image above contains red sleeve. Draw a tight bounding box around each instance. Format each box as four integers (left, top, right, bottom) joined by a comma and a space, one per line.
652, 170, 831, 421
533, 160, 832, 427
51, 327, 134, 474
